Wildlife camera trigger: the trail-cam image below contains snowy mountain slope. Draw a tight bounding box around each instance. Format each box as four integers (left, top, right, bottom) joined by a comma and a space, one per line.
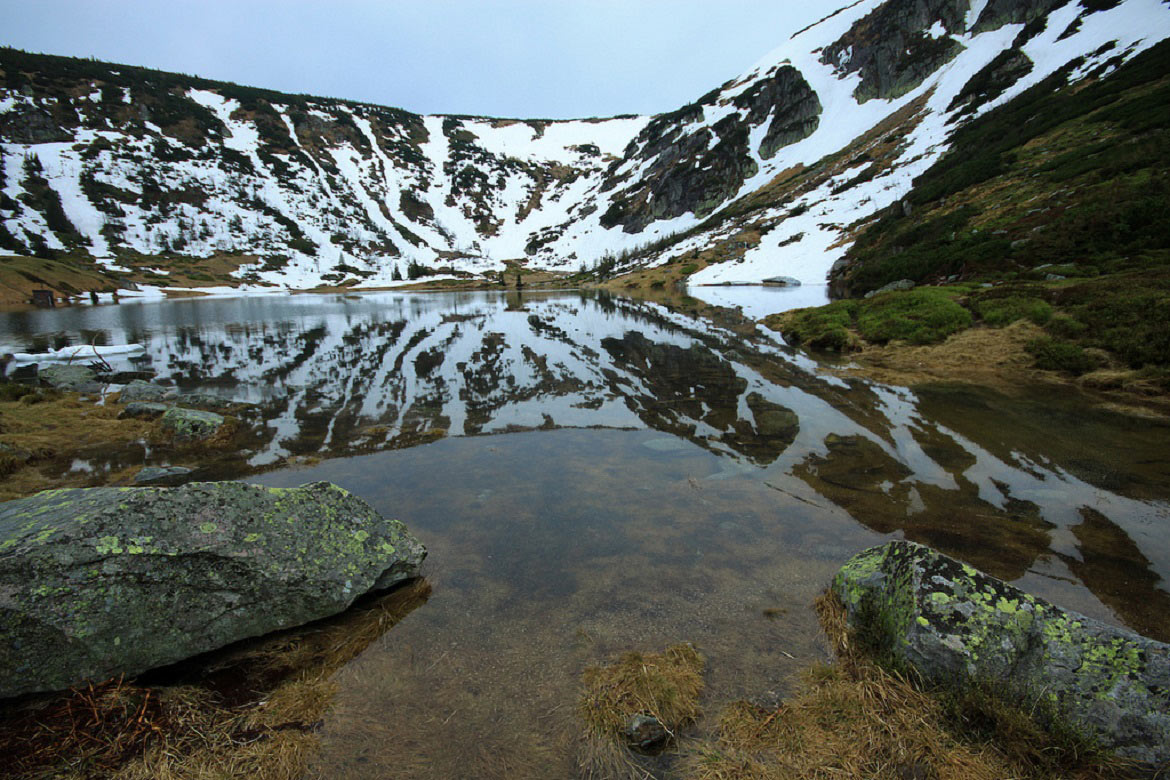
1, 0, 1168, 293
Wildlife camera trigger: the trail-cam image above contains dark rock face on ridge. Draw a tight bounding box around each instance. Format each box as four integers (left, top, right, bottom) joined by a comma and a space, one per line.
970, 0, 1070, 33
833, 541, 1170, 769
598, 65, 821, 233
733, 65, 823, 160
822, 0, 969, 101
0, 481, 426, 698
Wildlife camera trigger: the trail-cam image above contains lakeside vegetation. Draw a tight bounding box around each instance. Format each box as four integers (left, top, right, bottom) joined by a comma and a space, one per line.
768, 268, 1170, 398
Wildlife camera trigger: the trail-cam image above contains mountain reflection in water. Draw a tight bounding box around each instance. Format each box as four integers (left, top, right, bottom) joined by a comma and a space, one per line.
2, 288, 1168, 777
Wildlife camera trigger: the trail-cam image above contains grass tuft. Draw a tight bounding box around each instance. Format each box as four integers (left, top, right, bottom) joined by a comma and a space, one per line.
577, 642, 704, 777
0, 579, 431, 780
681, 593, 1136, 780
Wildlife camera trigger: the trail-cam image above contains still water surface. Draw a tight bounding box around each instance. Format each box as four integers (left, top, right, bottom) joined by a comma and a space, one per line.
3, 289, 1168, 777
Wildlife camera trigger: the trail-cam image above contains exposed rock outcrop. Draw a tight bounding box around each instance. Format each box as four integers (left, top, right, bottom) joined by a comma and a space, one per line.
970, 0, 1069, 34
821, 0, 968, 101
731, 65, 823, 160
598, 65, 820, 233
832, 541, 1170, 769
0, 480, 426, 698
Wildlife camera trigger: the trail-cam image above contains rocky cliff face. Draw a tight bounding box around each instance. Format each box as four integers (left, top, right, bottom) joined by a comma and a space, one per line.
597, 65, 822, 233
821, 0, 969, 101
1, 0, 1166, 291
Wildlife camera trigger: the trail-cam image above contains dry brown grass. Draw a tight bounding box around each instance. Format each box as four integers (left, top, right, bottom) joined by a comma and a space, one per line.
841, 319, 1045, 390
578, 642, 706, 779
679, 594, 1135, 780
0, 389, 158, 500
0, 254, 121, 305
0, 580, 431, 780
0, 386, 257, 501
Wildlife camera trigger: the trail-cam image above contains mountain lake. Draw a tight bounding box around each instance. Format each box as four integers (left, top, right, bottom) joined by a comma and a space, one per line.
2, 287, 1168, 778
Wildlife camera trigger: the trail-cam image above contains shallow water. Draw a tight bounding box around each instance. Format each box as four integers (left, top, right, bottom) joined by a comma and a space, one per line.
3, 289, 1168, 777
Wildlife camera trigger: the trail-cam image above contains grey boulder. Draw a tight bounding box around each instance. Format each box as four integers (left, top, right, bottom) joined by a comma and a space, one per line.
38, 365, 98, 392
160, 407, 227, 442
118, 401, 170, 420
832, 541, 1170, 769
118, 379, 174, 403
864, 279, 916, 298
0, 481, 426, 698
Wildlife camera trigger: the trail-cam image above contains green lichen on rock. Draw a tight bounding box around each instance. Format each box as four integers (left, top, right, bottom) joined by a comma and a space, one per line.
159, 407, 226, 442
832, 541, 1170, 768
0, 481, 426, 698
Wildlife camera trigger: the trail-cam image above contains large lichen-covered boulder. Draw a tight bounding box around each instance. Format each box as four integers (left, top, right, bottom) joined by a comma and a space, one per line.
832, 541, 1170, 768
0, 481, 426, 699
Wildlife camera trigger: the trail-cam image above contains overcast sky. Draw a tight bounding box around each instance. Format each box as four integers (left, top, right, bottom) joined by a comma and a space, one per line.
0, 0, 827, 119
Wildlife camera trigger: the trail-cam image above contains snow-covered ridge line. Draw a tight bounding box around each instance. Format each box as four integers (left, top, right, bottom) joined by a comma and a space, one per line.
1, 0, 1167, 292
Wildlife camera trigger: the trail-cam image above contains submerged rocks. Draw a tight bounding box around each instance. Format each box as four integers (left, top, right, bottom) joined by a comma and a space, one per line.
0, 481, 426, 698
832, 541, 1170, 768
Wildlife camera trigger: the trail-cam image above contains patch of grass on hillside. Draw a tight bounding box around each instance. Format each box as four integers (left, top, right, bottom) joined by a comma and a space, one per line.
0, 255, 124, 305
971, 293, 1053, 326
772, 289, 970, 350
767, 300, 860, 351
1049, 269, 1170, 370
856, 288, 973, 344
1026, 338, 1101, 374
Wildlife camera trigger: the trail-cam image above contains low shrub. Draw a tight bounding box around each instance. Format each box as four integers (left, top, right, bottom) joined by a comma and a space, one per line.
856, 289, 973, 344
1044, 313, 1088, 339
1027, 338, 1100, 374
974, 295, 1053, 326
768, 300, 859, 351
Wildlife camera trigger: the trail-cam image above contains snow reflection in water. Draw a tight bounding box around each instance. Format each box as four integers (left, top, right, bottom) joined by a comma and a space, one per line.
2, 288, 1168, 778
